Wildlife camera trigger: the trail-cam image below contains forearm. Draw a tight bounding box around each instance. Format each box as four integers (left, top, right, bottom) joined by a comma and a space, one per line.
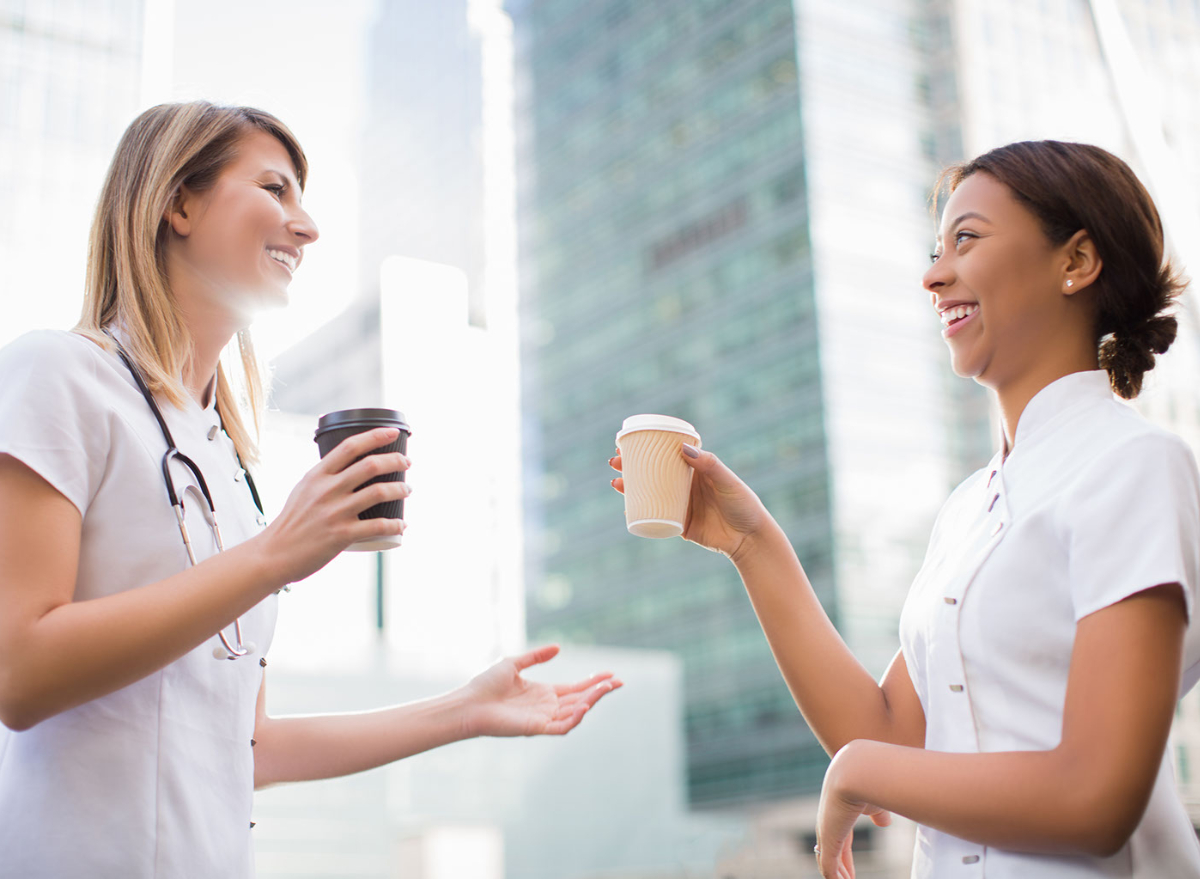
733, 523, 900, 751
253, 689, 472, 787
835, 739, 1122, 856
1, 536, 283, 730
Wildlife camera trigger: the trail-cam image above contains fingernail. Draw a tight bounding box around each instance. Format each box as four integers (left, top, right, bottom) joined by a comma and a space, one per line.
682, 444, 699, 459
608, 456, 617, 466
611, 478, 617, 487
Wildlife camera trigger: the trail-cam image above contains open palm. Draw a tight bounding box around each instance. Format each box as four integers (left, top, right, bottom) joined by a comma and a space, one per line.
463, 645, 622, 737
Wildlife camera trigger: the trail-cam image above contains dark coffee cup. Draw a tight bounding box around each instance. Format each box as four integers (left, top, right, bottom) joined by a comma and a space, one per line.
314, 408, 411, 551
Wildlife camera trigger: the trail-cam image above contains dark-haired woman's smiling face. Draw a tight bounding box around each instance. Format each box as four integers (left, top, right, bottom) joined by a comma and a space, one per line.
923, 172, 1079, 387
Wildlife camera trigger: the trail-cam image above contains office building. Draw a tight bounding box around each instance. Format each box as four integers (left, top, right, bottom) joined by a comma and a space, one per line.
0, 0, 169, 345
507, 0, 970, 806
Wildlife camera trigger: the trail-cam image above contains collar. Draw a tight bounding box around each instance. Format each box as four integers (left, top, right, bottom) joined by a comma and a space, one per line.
105, 323, 217, 414
1006, 370, 1112, 455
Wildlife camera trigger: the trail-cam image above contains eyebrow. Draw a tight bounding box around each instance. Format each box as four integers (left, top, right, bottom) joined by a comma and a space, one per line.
936, 211, 991, 241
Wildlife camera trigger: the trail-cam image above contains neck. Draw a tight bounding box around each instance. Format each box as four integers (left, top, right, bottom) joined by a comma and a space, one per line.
183, 324, 234, 408
994, 342, 1099, 455
164, 248, 246, 407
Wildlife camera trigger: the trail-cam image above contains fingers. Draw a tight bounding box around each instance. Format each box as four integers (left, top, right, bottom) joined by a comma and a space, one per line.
511, 643, 560, 672
338, 450, 411, 493
611, 476, 624, 495
545, 678, 621, 735
608, 454, 622, 473
554, 671, 614, 697
868, 809, 892, 828
320, 427, 404, 474
349, 515, 406, 543
344, 473, 413, 517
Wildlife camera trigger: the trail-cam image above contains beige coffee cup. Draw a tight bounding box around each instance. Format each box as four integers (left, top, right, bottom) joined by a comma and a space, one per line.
616, 414, 702, 539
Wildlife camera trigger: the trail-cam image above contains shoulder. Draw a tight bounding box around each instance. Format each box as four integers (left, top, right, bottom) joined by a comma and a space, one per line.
0, 330, 128, 419
1074, 401, 1197, 481
0, 329, 110, 376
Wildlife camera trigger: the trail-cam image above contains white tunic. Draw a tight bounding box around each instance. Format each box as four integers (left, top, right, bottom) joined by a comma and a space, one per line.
0, 330, 278, 878
899, 370, 1200, 877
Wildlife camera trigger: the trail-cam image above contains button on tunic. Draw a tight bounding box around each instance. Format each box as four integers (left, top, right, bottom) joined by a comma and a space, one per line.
899, 371, 1200, 877
0, 331, 277, 878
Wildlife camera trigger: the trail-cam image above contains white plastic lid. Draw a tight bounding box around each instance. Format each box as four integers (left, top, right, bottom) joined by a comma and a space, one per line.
616, 414, 700, 443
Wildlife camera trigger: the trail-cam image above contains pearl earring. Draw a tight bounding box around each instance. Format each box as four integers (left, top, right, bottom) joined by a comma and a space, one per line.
1066, 280, 1074, 288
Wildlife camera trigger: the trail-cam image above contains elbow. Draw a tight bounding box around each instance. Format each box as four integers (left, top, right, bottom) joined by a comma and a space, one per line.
0, 696, 40, 733
1069, 782, 1145, 859
0, 670, 48, 732
1079, 816, 1138, 860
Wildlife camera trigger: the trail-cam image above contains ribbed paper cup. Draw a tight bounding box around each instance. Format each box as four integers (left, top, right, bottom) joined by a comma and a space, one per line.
314, 408, 410, 552
616, 414, 701, 539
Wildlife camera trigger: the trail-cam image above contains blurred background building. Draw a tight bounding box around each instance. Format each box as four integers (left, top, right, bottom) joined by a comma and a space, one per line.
0, 0, 171, 347
2, 0, 1200, 876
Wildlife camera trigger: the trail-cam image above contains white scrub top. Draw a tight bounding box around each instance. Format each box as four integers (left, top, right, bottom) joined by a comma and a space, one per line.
899, 370, 1200, 877
0, 330, 278, 878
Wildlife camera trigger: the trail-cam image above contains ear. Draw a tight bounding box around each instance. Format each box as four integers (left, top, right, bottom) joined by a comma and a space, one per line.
1062, 229, 1102, 296
164, 185, 195, 237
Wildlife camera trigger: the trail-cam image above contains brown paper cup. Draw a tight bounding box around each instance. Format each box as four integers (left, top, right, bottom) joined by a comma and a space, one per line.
616, 415, 701, 539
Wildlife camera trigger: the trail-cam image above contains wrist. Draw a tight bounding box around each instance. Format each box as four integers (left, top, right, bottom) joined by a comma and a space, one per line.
240, 531, 294, 600
446, 685, 481, 740
729, 513, 786, 568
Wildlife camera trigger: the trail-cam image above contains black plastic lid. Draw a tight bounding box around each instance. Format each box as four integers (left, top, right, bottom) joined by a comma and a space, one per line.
315, 408, 410, 435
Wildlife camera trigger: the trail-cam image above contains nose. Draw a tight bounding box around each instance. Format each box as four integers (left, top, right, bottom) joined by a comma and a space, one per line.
288, 206, 319, 245
923, 253, 951, 297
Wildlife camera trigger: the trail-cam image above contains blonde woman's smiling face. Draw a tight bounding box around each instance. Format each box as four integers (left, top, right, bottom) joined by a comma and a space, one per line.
923, 172, 1076, 388
165, 129, 319, 325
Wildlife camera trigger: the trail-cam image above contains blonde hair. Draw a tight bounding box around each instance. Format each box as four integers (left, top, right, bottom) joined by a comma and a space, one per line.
76, 101, 309, 465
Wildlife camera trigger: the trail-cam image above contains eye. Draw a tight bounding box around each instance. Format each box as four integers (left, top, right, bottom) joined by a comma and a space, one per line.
263, 183, 286, 198
954, 230, 976, 247
929, 250, 942, 264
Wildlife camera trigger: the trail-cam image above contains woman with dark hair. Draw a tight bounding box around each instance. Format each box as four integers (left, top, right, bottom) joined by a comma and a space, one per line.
0, 102, 620, 878
612, 141, 1200, 877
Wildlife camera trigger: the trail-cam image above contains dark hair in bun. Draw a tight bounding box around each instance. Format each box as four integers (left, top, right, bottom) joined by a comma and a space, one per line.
938, 141, 1185, 399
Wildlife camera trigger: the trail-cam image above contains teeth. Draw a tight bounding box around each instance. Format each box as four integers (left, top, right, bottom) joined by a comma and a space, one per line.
940, 303, 978, 326
266, 249, 298, 272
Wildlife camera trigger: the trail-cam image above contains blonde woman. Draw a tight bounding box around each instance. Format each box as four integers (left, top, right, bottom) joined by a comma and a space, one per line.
0, 101, 619, 878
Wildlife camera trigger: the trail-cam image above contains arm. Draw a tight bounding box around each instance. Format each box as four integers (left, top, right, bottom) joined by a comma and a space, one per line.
252, 645, 620, 788
612, 448, 925, 753
815, 583, 1186, 877
0, 429, 409, 731
733, 522, 926, 752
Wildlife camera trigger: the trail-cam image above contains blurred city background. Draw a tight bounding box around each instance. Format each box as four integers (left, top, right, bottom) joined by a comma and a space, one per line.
2, 0, 1200, 876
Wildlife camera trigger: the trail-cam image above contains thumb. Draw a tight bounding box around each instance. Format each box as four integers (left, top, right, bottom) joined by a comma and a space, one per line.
512, 643, 560, 672
681, 444, 736, 486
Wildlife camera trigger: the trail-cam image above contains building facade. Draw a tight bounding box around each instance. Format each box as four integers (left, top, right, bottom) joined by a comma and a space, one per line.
0, 0, 165, 346
506, 0, 979, 807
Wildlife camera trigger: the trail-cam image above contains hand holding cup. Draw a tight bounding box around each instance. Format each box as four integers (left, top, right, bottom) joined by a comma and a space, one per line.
315, 408, 411, 551
610, 416, 769, 559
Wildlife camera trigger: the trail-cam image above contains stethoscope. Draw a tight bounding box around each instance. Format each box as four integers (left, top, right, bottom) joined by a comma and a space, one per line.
108, 331, 265, 661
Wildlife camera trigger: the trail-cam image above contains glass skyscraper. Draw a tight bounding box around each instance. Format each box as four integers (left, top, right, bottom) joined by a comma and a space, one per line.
0, 0, 155, 346
507, 0, 977, 806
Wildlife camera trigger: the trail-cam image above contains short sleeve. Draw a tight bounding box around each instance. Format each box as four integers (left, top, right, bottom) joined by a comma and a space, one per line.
1066, 431, 1200, 623
0, 331, 112, 516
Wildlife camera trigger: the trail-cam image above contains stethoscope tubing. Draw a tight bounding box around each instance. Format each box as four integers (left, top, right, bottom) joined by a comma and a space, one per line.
107, 331, 259, 661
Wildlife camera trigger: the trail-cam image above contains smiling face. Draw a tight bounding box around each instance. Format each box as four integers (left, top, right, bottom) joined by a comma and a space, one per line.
924, 172, 1092, 389
165, 129, 319, 327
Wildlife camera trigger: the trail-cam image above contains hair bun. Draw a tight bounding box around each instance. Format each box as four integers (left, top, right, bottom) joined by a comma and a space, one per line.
1099, 313, 1178, 399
